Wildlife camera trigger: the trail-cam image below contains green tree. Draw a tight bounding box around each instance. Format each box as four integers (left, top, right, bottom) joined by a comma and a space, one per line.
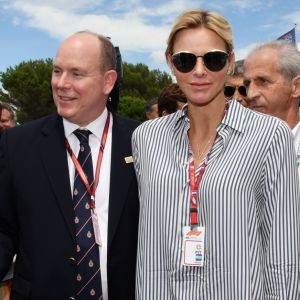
121, 62, 172, 100
0, 59, 54, 124
118, 95, 146, 122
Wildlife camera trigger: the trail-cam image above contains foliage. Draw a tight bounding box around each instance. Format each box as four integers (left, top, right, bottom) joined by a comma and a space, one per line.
118, 95, 146, 122
120, 62, 172, 101
0, 59, 54, 124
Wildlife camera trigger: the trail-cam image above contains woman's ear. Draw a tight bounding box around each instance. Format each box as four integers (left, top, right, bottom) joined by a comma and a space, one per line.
103, 70, 118, 96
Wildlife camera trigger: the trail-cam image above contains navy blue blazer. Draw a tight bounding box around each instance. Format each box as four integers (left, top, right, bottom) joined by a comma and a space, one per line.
0, 113, 140, 300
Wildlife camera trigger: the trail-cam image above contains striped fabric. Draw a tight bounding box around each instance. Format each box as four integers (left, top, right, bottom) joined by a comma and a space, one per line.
132, 100, 300, 300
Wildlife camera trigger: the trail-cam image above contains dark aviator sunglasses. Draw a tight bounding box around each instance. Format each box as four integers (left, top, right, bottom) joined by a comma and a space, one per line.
224, 85, 247, 98
171, 50, 229, 73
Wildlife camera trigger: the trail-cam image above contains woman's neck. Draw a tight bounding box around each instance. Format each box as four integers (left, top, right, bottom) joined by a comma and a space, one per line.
187, 99, 226, 167
187, 99, 225, 138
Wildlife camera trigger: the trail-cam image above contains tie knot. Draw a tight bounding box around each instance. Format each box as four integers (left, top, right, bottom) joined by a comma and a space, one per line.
73, 129, 92, 145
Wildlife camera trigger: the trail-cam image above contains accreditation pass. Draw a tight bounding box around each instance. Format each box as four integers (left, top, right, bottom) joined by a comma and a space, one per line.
182, 226, 205, 267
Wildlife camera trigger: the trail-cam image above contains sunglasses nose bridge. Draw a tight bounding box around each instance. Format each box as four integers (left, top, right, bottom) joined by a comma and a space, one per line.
234, 88, 243, 100
193, 55, 207, 73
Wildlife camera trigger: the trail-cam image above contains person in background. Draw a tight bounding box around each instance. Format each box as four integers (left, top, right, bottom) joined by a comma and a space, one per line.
0, 103, 15, 129
0, 102, 16, 300
224, 60, 249, 107
145, 97, 159, 119
132, 8, 299, 299
0, 104, 2, 138
0, 31, 140, 300
157, 83, 187, 116
243, 40, 300, 177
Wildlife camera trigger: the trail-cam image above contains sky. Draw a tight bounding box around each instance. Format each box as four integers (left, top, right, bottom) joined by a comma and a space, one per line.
0, 0, 300, 76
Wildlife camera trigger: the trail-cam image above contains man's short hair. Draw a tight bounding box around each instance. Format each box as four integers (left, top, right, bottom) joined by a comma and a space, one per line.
246, 40, 300, 82
146, 97, 158, 113
233, 60, 244, 77
0, 103, 15, 124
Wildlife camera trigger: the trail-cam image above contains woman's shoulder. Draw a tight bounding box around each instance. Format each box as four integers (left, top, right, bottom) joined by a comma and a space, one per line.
231, 100, 290, 135
245, 105, 290, 134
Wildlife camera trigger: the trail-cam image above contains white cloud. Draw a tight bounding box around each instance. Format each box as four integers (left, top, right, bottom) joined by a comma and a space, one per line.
150, 50, 167, 68
5, 0, 174, 67
133, 0, 202, 17
12, 0, 101, 12
281, 9, 300, 24
226, 0, 268, 10
2, 0, 298, 70
18, 6, 170, 52
235, 42, 258, 61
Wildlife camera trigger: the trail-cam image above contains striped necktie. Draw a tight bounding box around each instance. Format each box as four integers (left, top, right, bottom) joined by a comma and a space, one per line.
73, 129, 102, 299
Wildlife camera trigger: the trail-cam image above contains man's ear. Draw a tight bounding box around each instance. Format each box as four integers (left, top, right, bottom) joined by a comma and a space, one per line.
103, 70, 118, 96
291, 75, 300, 98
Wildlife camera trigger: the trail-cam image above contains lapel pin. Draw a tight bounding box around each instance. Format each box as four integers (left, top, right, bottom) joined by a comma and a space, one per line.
124, 156, 134, 164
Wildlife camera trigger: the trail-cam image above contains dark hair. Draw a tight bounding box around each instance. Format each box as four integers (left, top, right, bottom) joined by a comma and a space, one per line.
146, 97, 158, 113
157, 83, 187, 116
233, 59, 244, 76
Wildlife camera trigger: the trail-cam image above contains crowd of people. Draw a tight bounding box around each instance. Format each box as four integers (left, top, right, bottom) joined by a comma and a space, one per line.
0, 7, 299, 300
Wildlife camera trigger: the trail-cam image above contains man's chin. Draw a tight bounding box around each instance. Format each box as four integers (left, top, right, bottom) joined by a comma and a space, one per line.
251, 106, 266, 114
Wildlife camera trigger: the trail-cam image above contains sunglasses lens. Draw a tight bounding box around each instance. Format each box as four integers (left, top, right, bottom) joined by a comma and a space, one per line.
203, 51, 228, 71
238, 85, 247, 97
172, 52, 196, 73
224, 86, 235, 98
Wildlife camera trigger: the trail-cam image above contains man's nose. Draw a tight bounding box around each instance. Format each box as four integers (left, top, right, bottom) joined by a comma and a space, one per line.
57, 73, 71, 88
246, 83, 259, 101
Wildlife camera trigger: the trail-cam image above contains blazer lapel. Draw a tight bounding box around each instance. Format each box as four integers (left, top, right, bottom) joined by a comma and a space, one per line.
107, 114, 135, 250
40, 114, 75, 242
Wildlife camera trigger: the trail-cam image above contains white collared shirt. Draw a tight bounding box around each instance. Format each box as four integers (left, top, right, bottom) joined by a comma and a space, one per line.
63, 108, 112, 300
292, 120, 300, 183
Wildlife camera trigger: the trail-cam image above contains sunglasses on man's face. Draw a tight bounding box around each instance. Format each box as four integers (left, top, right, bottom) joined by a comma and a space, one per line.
171, 50, 229, 73
224, 85, 247, 98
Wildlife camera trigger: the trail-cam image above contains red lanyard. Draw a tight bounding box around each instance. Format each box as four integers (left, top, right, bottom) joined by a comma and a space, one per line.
189, 103, 229, 226
189, 159, 208, 226
65, 113, 110, 209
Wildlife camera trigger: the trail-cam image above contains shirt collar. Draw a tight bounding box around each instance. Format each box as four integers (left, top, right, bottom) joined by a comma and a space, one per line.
291, 120, 300, 135
63, 107, 109, 140
221, 99, 246, 133
173, 99, 246, 134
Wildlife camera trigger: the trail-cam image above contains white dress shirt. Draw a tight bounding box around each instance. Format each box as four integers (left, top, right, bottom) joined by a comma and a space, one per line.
292, 120, 300, 182
63, 108, 112, 300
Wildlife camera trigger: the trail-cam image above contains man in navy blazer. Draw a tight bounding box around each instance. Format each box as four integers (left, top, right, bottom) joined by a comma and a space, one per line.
0, 31, 139, 300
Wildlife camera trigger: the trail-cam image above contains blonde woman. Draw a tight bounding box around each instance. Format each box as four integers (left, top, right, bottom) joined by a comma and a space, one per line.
132, 8, 299, 299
